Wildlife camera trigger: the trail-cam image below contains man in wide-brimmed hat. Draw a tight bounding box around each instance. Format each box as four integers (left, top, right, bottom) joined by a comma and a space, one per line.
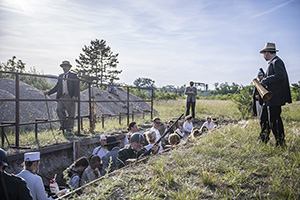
259, 42, 292, 148
101, 135, 120, 175
44, 61, 79, 134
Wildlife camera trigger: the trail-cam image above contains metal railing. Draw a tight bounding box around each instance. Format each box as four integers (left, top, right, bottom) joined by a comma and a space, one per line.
0, 70, 154, 148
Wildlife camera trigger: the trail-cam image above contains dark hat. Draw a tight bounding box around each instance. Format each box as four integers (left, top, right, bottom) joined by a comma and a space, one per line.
260, 42, 279, 53
60, 60, 72, 68
130, 133, 145, 144
104, 136, 120, 146
258, 72, 264, 76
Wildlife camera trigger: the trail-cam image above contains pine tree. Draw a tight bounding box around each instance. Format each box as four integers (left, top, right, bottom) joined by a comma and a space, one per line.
75, 39, 122, 88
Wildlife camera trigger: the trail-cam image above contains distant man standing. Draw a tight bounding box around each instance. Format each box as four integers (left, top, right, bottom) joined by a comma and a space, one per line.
260, 42, 292, 148
185, 81, 197, 118
44, 61, 79, 133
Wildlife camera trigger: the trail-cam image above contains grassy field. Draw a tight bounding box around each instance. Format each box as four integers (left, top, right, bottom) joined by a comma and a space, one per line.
4, 100, 300, 149
60, 100, 300, 199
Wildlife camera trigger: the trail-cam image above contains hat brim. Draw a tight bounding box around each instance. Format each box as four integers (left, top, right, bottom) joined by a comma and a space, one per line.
260, 49, 279, 54
60, 64, 72, 68
104, 140, 120, 146
0, 161, 8, 167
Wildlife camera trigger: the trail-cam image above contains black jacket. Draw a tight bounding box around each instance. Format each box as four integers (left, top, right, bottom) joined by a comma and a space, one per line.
262, 56, 292, 106
48, 72, 79, 99
0, 171, 32, 200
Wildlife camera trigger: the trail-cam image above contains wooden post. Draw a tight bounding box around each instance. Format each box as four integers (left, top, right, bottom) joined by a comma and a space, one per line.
1, 127, 4, 148
102, 116, 105, 129
73, 140, 80, 161
15, 73, 20, 148
77, 80, 81, 135
119, 113, 121, 125
127, 87, 130, 125
151, 88, 154, 120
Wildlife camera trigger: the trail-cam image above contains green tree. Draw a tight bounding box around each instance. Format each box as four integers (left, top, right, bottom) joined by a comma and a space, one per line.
133, 77, 156, 88
232, 85, 253, 119
75, 39, 122, 88
291, 81, 300, 101
0, 56, 26, 78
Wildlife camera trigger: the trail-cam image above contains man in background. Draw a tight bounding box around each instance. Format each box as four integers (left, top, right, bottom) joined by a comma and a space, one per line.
185, 81, 197, 118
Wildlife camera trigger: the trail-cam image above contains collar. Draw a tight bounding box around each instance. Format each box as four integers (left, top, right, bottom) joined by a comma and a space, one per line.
268, 55, 277, 64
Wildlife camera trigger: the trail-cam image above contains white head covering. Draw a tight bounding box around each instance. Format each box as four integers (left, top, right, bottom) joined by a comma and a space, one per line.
100, 135, 108, 140
24, 152, 40, 162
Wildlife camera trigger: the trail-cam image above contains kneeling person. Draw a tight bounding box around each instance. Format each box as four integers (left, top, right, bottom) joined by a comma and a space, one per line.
17, 152, 51, 200
116, 133, 147, 169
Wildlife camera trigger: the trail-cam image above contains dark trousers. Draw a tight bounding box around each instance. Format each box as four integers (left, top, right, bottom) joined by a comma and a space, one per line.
186, 101, 195, 118
267, 105, 285, 145
259, 105, 270, 143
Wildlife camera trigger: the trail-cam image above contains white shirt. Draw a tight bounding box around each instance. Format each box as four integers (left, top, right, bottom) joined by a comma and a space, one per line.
92, 145, 108, 159
62, 72, 69, 95
202, 121, 214, 130
80, 166, 101, 186
150, 127, 162, 148
183, 121, 193, 133
144, 143, 162, 153
124, 131, 134, 146
17, 169, 51, 200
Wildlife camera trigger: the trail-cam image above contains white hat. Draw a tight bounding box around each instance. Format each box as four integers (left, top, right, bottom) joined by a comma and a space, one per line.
24, 152, 40, 162
100, 135, 108, 140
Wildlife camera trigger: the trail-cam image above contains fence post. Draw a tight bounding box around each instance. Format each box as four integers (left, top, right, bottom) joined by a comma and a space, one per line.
73, 140, 80, 161
119, 113, 121, 125
151, 88, 154, 120
77, 80, 81, 135
88, 83, 92, 131
15, 73, 20, 148
127, 87, 130, 125
1, 127, 4, 148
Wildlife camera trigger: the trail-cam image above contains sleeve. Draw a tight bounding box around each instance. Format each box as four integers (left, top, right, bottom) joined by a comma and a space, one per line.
35, 176, 50, 200
193, 87, 197, 95
47, 79, 59, 95
69, 175, 80, 189
101, 155, 109, 176
116, 150, 127, 169
262, 59, 286, 86
184, 87, 189, 95
80, 170, 88, 186
72, 74, 79, 98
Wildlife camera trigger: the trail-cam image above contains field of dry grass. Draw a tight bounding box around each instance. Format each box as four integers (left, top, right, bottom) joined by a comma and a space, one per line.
59, 100, 300, 199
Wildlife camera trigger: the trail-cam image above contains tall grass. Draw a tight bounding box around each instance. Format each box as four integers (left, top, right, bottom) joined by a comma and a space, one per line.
66, 118, 300, 199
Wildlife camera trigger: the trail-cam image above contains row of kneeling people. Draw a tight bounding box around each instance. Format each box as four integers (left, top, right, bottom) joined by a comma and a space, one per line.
0, 116, 218, 200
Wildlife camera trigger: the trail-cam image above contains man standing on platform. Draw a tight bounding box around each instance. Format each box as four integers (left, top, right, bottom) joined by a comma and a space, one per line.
44, 61, 79, 134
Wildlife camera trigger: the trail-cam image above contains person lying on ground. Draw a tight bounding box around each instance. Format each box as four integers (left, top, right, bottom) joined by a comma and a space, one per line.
144, 130, 161, 154
183, 115, 193, 138
64, 157, 88, 190
101, 136, 120, 175
80, 155, 101, 186
124, 122, 138, 147
116, 133, 147, 169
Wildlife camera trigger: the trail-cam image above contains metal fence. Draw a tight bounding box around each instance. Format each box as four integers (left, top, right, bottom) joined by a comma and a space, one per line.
0, 71, 154, 148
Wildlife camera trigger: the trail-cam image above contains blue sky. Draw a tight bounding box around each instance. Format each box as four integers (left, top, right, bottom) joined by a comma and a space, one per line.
0, 0, 299, 89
